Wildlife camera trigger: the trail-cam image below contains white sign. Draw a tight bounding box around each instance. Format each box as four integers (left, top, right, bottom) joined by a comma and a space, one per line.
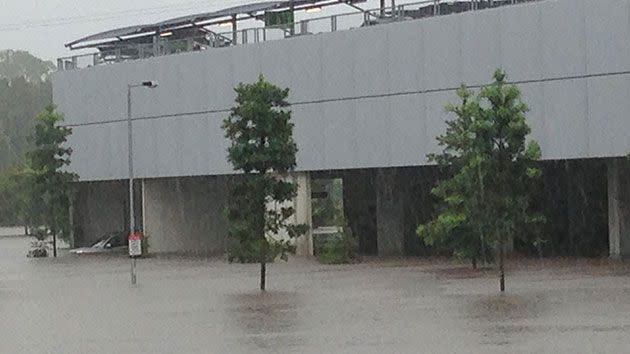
128, 233, 142, 257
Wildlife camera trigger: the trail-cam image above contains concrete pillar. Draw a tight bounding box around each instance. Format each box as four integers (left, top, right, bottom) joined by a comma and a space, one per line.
265, 172, 313, 257
376, 168, 406, 256
342, 170, 378, 255
143, 176, 230, 256
294, 172, 313, 257
73, 180, 127, 246
608, 158, 630, 259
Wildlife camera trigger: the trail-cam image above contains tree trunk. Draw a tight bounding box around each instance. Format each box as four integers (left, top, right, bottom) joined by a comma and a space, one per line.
499, 235, 505, 292
260, 230, 267, 291
472, 256, 477, 270
51, 226, 57, 258
52, 233, 57, 257
260, 260, 266, 291
481, 234, 487, 266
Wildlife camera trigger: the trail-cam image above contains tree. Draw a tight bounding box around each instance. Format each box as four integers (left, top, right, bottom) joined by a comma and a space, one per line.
418, 70, 544, 292
0, 50, 53, 170
222, 75, 307, 290
0, 165, 33, 232
0, 50, 55, 82
26, 105, 76, 257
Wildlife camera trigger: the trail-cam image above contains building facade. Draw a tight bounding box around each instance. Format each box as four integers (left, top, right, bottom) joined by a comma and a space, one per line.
54, 0, 630, 257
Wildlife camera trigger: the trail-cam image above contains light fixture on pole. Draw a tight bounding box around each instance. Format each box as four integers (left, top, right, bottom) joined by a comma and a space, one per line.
127, 80, 158, 286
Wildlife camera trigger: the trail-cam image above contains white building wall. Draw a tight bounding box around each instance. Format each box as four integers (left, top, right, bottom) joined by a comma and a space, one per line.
53, 0, 630, 182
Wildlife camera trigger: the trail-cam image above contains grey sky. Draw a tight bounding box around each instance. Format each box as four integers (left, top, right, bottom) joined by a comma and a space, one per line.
0, 0, 386, 61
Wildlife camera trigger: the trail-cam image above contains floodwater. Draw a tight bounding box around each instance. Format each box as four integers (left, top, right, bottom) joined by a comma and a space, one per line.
2, 233, 630, 353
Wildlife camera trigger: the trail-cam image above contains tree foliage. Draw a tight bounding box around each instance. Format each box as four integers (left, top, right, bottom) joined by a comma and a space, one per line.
0, 50, 52, 227
0, 50, 55, 82
26, 105, 76, 256
222, 75, 307, 290
0, 76, 52, 170
418, 70, 544, 291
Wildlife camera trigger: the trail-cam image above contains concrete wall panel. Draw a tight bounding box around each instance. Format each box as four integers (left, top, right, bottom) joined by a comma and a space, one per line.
143, 176, 229, 255
518, 82, 546, 154
460, 9, 501, 84
387, 21, 424, 94
587, 75, 630, 158
321, 100, 357, 170
321, 31, 356, 100
353, 26, 390, 97
287, 34, 323, 103
500, 4, 542, 82
542, 79, 589, 159
540, 0, 586, 78
584, 0, 630, 74
355, 97, 392, 168
422, 14, 462, 89
293, 104, 325, 170
259, 38, 293, 91
424, 90, 456, 156
388, 94, 426, 167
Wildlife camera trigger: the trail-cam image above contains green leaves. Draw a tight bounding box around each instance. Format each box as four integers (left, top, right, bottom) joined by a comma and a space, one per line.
418, 70, 544, 267
223, 75, 297, 175
223, 76, 307, 266
24, 105, 76, 242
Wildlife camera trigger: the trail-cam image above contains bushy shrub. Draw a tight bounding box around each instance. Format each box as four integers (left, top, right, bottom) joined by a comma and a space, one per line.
318, 228, 358, 264
228, 237, 296, 263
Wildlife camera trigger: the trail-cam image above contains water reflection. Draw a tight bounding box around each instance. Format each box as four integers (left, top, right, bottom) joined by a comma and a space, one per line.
226, 291, 303, 350
467, 293, 547, 347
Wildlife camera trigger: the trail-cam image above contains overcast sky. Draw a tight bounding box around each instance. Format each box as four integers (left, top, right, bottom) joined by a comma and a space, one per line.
0, 0, 388, 61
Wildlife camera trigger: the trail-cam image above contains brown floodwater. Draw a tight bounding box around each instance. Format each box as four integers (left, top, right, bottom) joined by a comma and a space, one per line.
2, 233, 630, 353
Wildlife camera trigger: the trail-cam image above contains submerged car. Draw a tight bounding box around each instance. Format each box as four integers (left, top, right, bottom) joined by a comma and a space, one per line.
69, 231, 128, 255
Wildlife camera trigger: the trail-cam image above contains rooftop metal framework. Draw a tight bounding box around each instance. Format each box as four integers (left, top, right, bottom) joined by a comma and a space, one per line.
58, 0, 538, 70
65, 0, 365, 50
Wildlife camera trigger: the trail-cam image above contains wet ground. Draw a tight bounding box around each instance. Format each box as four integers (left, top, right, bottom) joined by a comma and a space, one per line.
2, 232, 630, 353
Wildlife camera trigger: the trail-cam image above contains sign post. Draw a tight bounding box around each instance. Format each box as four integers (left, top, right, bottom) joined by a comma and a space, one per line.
129, 231, 142, 285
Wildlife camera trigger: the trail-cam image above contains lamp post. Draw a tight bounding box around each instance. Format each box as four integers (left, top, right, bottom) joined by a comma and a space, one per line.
127, 80, 158, 286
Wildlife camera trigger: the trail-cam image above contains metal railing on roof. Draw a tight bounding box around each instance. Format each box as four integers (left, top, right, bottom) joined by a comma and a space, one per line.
56, 0, 540, 71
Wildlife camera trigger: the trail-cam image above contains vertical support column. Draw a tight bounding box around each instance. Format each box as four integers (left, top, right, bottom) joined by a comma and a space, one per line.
231, 15, 238, 45
294, 172, 313, 257
609, 158, 630, 259
152, 35, 159, 56
376, 168, 405, 256
342, 170, 378, 255
68, 196, 75, 249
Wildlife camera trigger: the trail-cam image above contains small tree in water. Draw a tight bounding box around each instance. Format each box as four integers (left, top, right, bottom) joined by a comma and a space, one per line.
223, 75, 307, 291
26, 105, 76, 257
418, 70, 544, 292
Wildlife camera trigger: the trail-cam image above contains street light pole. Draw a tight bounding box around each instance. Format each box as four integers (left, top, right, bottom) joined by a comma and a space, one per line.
127, 81, 158, 286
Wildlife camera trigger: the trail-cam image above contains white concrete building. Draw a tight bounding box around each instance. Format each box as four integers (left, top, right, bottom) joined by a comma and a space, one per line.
54, 0, 630, 257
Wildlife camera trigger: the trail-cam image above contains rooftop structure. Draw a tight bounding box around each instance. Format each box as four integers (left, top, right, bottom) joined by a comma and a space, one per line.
57, 0, 537, 70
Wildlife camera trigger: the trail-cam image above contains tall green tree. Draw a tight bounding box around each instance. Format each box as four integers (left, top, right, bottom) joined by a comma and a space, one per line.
0, 51, 53, 228
418, 70, 544, 292
26, 105, 76, 257
0, 50, 53, 170
223, 75, 307, 291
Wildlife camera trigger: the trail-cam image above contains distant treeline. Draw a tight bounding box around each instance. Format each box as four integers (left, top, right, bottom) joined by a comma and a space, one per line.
0, 50, 54, 225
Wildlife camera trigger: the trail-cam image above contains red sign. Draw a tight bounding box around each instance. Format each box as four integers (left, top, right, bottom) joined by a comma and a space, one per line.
129, 232, 142, 241
128, 232, 142, 257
